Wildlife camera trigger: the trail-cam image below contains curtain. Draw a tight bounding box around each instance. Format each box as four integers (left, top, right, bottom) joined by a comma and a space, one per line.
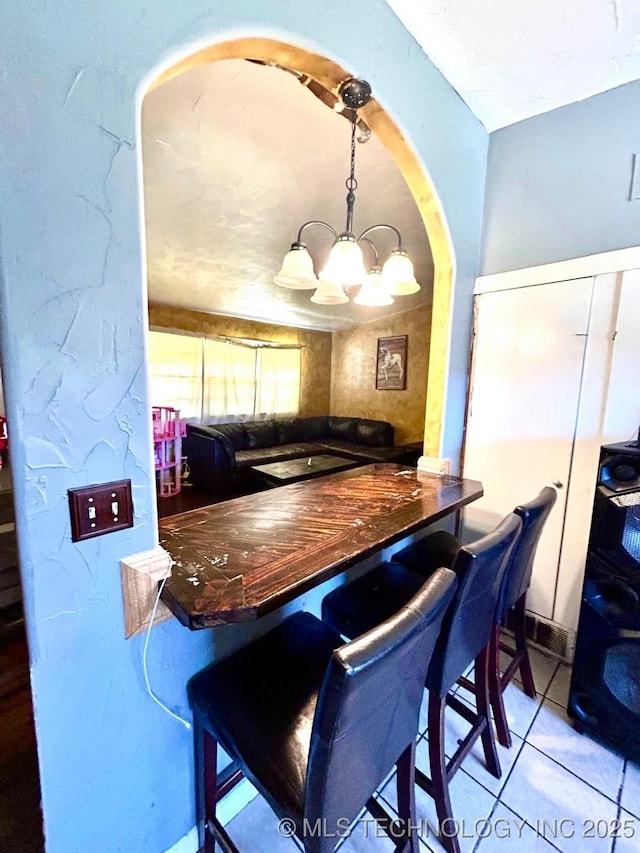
255, 347, 301, 417
202, 339, 256, 421
147, 331, 203, 419
148, 331, 301, 422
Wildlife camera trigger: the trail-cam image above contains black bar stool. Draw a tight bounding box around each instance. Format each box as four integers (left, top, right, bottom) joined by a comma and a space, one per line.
189, 567, 457, 853
322, 513, 522, 853
393, 486, 557, 747
489, 487, 557, 745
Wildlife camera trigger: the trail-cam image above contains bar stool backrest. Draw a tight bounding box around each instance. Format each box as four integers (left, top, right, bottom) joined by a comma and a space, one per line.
304, 567, 457, 852
498, 486, 557, 622
428, 513, 522, 699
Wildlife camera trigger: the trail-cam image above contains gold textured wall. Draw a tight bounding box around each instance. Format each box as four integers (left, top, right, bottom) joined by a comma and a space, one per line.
330, 305, 431, 445
147, 304, 332, 417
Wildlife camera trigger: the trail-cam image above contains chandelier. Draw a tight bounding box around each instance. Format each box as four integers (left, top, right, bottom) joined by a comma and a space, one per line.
274, 78, 420, 307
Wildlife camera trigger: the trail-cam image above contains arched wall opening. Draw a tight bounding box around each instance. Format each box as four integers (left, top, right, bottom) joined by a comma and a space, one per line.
0, 5, 488, 850
144, 36, 456, 458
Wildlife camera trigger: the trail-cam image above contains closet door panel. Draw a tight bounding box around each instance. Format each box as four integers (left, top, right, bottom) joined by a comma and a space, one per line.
604, 268, 640, 443
463, 278, 593, 620
553, 273, 619, 631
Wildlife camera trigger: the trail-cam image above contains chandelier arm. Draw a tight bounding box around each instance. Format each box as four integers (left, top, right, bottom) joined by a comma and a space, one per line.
296, 220, 339, 244
357, 223, 404, 249
358, 235, 379, 267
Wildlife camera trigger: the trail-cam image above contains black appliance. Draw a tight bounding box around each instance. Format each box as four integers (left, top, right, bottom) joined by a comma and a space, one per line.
568, 440, 640, 759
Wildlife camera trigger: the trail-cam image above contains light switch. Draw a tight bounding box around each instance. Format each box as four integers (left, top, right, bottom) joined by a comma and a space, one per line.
68, 479, 134, 542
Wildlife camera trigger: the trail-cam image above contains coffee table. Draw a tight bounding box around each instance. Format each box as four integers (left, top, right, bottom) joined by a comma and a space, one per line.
251, 454, 360, 486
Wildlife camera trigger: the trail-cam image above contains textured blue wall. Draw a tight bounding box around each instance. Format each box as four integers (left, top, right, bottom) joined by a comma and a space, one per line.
482, 77, 640, 275
0, 2, 487, 850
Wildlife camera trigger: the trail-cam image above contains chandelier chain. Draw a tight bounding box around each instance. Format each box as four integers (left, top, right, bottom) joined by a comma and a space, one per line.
346, 112, 358, 193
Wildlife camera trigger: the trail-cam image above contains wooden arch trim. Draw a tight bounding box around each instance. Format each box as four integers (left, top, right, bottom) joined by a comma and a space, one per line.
148, 37, 454, 458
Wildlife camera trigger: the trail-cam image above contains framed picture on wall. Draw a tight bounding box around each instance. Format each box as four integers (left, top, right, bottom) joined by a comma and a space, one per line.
376, 335, 407, 390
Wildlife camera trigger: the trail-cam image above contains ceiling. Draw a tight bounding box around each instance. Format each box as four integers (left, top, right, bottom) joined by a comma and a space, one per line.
143, 3, 640, 331
387, 0, 640, 131
142, 60, 432, 332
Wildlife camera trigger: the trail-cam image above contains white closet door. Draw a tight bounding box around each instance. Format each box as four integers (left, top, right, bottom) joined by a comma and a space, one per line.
552, 272, 619, 632
604, 269, 640, 443
463, 278, 593, 621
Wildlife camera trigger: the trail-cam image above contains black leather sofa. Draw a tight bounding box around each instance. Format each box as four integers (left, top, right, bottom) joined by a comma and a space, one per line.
184, 415, 399, 492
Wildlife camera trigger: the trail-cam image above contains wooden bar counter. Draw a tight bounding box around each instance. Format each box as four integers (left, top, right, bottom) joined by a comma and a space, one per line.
160, 463, 483, 629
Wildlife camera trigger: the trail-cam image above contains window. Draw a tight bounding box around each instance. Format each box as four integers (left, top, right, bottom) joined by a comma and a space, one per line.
148, 330, 301, 421
203, 339, 257, 419
256, 346, 301, 416
147, 331, 203, 419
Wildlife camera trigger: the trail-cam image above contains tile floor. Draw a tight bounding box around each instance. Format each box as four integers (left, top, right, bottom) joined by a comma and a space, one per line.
224, 646, 639, 853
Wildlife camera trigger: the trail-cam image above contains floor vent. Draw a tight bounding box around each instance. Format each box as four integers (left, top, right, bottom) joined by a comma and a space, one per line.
504, 610, 576, 663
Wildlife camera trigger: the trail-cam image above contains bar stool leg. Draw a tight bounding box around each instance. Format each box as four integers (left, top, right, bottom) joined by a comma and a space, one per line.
513, 593, 536, 698
195, 721, 218, 853
475, 648, 501, 779
427, 692, 460, 853
489, 624, 512, 748
396, 741, 418, 853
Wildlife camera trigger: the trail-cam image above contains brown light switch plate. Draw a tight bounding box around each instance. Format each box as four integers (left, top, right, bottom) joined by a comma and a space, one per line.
68, 479, 134, 542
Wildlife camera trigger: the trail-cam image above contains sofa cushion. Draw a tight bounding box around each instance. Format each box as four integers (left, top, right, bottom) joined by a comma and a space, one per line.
210, 422, 248, 450
244, 420, 278, 450
273, 418, 306, 445
355, 418, 394, 447
311, 439, 397, 463
299, 416, 329, 441
328, 416, 360, 442
309, 438, 360, 460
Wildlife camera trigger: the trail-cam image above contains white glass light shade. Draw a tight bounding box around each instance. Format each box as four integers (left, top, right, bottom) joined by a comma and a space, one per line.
319, 235, 367, 287
353, 268, 394, 306
274, 246, 317, 289
382, 250, 420, 296
310, 279, 349, 305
